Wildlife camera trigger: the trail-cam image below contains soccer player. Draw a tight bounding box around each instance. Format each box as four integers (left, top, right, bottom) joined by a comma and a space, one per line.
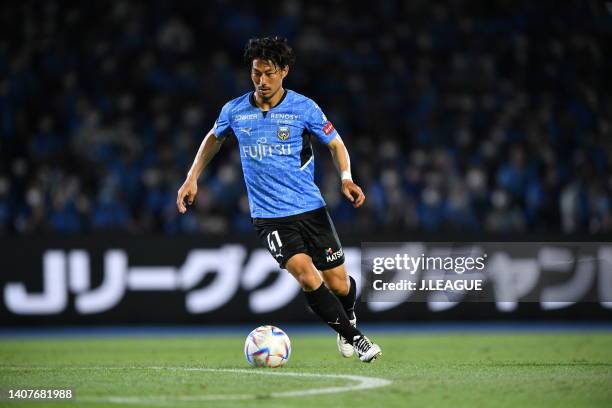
177, 36, 382, 362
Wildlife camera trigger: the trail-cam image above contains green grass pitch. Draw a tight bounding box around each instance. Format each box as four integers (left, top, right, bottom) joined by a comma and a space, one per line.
1, 332, 611, 407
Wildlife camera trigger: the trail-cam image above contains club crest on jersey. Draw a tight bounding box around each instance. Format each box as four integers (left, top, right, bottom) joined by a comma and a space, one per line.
277, 126, 290, 141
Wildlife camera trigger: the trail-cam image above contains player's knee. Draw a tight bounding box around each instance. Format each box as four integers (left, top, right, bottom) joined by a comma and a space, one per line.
295, 270, 321, 291
287, 258, 322, 291
327, 276, 349, 296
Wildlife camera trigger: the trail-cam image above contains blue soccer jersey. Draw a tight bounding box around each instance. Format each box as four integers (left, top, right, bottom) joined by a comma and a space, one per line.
213, 89, 338, 218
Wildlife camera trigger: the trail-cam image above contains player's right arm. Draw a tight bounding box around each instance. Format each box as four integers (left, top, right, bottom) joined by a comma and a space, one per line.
176, 128, 224, 214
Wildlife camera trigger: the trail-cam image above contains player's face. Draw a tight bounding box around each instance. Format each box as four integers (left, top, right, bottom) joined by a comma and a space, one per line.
251, 59, 288, 100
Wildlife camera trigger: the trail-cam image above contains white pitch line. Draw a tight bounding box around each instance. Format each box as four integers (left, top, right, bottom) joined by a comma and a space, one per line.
1, 366, 392, 404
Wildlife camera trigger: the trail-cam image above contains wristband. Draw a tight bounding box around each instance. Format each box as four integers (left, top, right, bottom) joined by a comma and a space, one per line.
340, 171, 353, 181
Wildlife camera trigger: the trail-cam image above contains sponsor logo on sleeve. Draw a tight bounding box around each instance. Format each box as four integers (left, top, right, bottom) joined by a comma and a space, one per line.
323, 121, 334, 135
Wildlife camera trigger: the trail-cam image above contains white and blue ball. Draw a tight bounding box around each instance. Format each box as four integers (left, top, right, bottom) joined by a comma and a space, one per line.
244, 325, 291, 368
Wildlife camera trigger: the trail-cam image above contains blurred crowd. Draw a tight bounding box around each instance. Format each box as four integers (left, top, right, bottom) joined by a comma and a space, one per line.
1, 0, 611, 235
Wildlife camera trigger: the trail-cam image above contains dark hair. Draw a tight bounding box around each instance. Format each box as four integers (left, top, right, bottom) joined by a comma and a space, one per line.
244, 36, 296, 69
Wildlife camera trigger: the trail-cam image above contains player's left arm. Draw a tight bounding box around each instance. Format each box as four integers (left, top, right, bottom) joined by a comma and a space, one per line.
327, 135, 365, 208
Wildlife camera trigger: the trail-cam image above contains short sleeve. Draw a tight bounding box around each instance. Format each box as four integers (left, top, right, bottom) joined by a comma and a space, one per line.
304, 100, 338, 145
213, 102, 233, 139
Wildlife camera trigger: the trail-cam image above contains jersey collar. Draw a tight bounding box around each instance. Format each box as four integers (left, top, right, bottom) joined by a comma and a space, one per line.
249, 88, 288, 111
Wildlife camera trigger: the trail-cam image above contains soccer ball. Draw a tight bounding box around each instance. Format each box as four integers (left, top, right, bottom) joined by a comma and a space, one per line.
244, 325, 291, 368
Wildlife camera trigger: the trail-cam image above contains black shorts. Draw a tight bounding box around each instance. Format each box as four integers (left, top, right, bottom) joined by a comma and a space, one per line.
252, 206, 345, 270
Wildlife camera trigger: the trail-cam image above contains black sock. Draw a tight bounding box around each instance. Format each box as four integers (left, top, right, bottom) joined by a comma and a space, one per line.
304, 283, 362, 345
336, 276, 357, 321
